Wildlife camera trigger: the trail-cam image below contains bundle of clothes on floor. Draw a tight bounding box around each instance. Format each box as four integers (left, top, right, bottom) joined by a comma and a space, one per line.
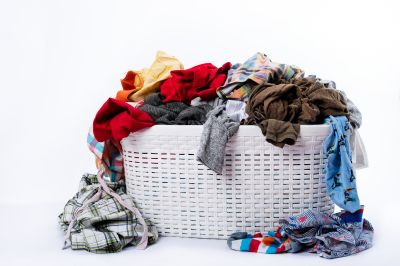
59, 51, 372, 258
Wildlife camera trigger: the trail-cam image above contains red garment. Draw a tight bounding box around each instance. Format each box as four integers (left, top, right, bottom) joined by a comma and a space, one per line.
160, 62, 231, 103
93, 98, 155, 142
121, 70, 138, 91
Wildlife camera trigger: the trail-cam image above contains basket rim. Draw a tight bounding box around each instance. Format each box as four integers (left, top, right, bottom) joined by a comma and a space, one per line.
122, 124, 330, 139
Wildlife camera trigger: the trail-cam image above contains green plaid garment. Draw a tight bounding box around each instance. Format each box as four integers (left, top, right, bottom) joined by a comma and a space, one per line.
59, 174, 158, 253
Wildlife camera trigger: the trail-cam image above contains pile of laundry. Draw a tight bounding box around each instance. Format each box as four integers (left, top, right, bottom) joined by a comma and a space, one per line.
59, 51, 373, 258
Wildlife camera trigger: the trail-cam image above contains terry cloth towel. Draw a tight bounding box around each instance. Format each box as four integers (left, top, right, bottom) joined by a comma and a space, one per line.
323, 116, 360, 212
93, 97, 155, 143
116, 51, 184, 102
227, 207, 373, 259
196, 105, 240, 174
244, 77, 349, 148
160, 62, 232, 104
139, 92, 213, 125
217, 53, 304, 101
59, 174, 158, 253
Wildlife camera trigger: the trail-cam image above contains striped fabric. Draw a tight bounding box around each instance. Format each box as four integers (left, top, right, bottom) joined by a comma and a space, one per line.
227, 207, 373, 259
216, 53, 304, 100
228, 231, 295, 254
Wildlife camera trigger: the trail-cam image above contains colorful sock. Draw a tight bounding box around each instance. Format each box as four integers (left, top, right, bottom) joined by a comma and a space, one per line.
227, 230, 296, 254
227, 207, 373, 259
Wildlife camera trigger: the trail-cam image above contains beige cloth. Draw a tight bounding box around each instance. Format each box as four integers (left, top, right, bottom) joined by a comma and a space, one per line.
117, 51, 184, 102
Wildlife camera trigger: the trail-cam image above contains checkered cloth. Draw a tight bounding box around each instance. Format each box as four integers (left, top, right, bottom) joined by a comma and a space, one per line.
216, 53, 304, 101
59, 174, 158, 253
87, 127, 124, 182
227, 207, 373, 259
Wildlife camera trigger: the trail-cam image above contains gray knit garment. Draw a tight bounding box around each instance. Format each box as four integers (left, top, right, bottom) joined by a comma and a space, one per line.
139, 92, 212, 125
196, 105, 240, 174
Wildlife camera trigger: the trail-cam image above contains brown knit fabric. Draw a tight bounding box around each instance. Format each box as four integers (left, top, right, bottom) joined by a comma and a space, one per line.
244, 77, 348, 147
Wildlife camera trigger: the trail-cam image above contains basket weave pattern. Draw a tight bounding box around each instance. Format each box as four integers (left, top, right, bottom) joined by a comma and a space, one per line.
122, 125, 334, 239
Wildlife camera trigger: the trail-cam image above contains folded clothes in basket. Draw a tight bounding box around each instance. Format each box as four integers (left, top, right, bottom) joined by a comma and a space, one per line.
227, 207, 373, 259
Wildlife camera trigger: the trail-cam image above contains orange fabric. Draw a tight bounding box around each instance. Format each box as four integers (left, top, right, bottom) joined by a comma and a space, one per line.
115, 51, 183, 102
261, 237, 275, 246
116, 71, 143, 101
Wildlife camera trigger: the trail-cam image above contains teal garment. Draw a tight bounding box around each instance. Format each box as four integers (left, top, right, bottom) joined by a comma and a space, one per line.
323, 116, 360, 212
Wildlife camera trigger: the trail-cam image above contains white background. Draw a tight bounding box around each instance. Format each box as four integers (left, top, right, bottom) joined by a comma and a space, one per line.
1, 0, 399, 265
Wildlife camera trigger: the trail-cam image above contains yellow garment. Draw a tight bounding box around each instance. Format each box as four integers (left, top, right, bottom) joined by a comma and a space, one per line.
116, 51, 183, 102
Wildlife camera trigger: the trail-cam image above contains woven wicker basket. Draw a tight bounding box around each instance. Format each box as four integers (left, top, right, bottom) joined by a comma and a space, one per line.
121, 125, 334, 239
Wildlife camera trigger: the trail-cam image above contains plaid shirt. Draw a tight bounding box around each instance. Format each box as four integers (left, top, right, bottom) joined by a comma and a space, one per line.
59, 174, 158, 253
87, 127, 124, 182
217, 53, 304, 100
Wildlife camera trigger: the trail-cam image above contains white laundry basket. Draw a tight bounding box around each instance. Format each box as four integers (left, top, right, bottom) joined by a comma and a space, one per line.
121, 125, 334, 239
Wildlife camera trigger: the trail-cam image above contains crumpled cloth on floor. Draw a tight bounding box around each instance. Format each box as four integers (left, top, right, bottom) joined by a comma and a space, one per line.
59, 174, 159, 253
139, 92, 213, 125
244, 77, 349, 148
116, 51, 184, 102
77, 100, 157, 252
324, 115, 360, 212
217, 53, 304, 101
197, 105, 240, 174
227, 207, 373, 259
160, 62, 231, 104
